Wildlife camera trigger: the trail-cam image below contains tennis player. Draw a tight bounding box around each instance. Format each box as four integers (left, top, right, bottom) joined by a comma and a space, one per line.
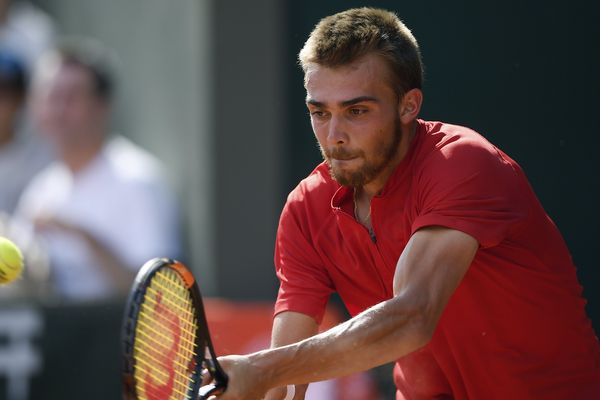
212, 7, 600, 399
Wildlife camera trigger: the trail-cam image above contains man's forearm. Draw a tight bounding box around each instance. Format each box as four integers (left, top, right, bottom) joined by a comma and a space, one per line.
250, 295, 430, 389
83, 231, 136, 293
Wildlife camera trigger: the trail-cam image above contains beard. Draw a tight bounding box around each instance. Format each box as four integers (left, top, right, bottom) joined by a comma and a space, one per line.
320, 117, 403, 188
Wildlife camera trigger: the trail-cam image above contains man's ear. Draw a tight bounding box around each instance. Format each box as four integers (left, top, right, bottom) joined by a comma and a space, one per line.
398, 88, 423, 124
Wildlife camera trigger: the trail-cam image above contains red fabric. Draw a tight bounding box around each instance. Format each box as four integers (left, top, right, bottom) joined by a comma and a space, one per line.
274, 120, 600, 399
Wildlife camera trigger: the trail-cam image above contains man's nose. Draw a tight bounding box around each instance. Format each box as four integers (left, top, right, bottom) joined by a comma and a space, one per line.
326, 115, 348, 145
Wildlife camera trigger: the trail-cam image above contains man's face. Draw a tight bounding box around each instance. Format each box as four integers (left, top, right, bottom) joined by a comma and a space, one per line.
33, 63, 107, 147
305, 54, 403, 188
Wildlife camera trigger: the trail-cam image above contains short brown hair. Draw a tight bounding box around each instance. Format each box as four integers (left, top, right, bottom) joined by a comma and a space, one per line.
299, 8, 423, 96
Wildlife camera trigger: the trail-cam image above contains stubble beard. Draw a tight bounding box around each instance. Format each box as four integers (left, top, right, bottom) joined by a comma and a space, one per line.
321, 118, 403, 188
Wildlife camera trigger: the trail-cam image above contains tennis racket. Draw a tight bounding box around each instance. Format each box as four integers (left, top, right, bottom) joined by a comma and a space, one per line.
122, 257, 228, 399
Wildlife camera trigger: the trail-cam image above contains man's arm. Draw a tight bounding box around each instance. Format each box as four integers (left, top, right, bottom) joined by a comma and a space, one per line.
265, 312, 318, 400
213, 226, 478, 400
35, 217, 136, 294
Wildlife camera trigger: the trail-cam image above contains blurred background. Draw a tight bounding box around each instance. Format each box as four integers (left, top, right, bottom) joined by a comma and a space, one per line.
0, 0, 598, 399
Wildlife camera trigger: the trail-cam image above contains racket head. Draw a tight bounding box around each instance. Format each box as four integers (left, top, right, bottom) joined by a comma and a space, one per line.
121, 258, 228, 400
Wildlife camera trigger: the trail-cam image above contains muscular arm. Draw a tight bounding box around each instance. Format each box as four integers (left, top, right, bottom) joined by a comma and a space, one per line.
215, 226, 478, 399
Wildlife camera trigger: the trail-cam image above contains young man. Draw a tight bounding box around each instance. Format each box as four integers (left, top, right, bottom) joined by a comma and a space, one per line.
210, 8, 600, 399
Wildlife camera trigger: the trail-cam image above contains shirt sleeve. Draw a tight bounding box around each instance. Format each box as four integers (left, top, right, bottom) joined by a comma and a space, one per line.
274, 199, 334, 324
412, 135, 528, 248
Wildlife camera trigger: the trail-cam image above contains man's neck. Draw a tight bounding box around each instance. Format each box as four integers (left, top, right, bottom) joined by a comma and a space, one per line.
361, 120, 418, 199
61, 140, 105, 174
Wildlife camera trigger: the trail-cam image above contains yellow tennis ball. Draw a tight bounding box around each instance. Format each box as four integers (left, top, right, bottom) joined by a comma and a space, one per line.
0, 237, 24, 284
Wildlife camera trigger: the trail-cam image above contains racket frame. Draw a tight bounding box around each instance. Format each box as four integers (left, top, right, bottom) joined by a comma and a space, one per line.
121, 257, 228, 400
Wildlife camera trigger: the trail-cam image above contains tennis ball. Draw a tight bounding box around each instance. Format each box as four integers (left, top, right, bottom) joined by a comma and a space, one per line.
0, 237, 24, 284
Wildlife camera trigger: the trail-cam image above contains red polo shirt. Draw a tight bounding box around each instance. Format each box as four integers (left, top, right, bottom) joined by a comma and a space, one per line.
274, 120, 600, 399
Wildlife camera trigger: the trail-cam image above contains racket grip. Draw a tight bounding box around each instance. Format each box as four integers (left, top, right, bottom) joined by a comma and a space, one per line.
198, 383, 224, 399
284, 385, 295, 400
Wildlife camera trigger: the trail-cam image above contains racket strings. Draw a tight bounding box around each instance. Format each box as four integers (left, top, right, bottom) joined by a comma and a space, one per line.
139, 299, 197, 350
134, 329, 197, 375
133, 356, 192, 399
153, 270, 200, 386
132, 268, 201, 400
144, 286, 198, 338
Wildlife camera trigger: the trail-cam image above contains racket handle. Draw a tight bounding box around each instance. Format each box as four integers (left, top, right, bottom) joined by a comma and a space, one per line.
197, 383, 294, 400
198, 383, 224, 399
284, 385, 295, 400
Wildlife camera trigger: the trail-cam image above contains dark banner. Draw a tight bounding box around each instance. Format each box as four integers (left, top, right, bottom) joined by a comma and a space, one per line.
0, 302, 123, 400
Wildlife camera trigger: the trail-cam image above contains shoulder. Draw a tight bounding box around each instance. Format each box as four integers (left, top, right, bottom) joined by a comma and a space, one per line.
103, 136, 168, 187
416, 120, 518, 176
100, 137, 179, 214
421, 120, 497, 153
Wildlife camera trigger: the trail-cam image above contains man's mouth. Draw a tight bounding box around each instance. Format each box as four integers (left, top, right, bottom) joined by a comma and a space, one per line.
331, 156, 357, 161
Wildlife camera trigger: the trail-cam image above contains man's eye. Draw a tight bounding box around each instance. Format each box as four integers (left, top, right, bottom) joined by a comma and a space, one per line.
311, 110, 325, 117
349, 108, 366, 115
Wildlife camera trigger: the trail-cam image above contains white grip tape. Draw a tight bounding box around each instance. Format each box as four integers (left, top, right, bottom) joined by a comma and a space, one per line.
283, 385, 295, 400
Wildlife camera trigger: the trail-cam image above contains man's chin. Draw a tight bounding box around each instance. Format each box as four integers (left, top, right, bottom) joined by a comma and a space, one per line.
330, 168, 362, 188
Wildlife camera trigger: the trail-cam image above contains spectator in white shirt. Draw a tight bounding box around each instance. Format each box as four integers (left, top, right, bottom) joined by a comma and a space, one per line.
13, 38, 181, 301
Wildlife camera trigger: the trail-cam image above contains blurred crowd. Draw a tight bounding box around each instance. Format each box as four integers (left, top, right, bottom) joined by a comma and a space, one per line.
0, 0, 182, 303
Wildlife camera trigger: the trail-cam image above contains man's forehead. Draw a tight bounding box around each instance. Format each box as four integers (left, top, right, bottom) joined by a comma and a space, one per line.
305, 56, 377, 83
304, 56, 391, 105
37, 62, 95, 92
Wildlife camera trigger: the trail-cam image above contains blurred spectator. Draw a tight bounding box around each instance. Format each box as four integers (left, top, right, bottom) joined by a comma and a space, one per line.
0, 50, 52, 215
12, 38, 181, 301
0, 0, 55, 72
0, 0, 55, 227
